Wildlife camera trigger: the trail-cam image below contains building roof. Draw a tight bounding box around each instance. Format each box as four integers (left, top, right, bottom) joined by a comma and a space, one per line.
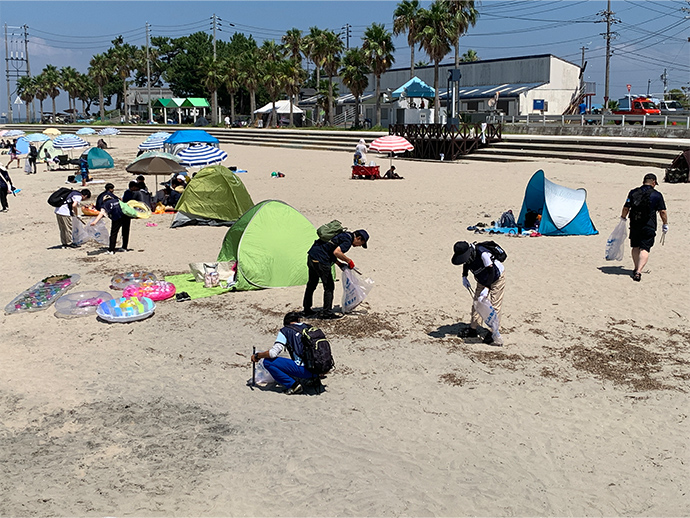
439, 82, 546, 100
181, 98, 210, 108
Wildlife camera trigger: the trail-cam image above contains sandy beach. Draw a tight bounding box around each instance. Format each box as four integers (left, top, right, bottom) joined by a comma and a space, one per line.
0, 133, 688, 516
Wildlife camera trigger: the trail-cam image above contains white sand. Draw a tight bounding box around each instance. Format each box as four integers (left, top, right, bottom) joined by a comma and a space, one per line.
0, 134, 688, 516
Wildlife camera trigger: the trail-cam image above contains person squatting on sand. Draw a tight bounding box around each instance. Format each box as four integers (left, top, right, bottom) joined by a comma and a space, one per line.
620, 173, 668, 282
452, 241, 506, 346
55, 189, 91, 248
91, 196, 133, 255
251, 312, 320, 395
303, 228, 369, 319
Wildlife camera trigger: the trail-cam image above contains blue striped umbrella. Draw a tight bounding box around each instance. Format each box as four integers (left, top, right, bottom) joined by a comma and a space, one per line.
25, 133, 50, 143
4, 129, 25, 137
147, 131, 171, 139
76, 127, 96, 135
98, 127, 120, 136
177, 144, 227, 167
138, 135, 168, 150
53, 134, 89, 150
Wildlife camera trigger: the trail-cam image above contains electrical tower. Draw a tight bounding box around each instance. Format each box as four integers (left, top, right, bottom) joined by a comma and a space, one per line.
4, 24, 32, 123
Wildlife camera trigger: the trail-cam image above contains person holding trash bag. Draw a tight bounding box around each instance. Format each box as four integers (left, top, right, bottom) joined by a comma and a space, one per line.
90, 197, 133, 255
303, 228, 369, 319
620, 173, 668, 282
251, 312, 321, 395
452, 241, 506, 346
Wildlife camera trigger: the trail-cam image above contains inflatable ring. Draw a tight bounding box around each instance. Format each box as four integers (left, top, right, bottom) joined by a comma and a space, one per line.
97, 296, 155, 323
126, 200, 152, 219
55, 290, 113, 318
122, 281, 176, 301
81, 205, 100, 217
110, 271, 157, 290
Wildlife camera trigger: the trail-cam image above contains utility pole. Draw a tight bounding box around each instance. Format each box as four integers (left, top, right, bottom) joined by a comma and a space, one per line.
580, 45, 588, 89
647, 79, 651, 97
23, 25, 34, 122
211, 14, 218, 125
4, 23, 31, 123
660, 68, 668, 99
597, 0, 619, 112
341, 24, 352, 50
4, 24, 10, 123
146, 22, 152, 123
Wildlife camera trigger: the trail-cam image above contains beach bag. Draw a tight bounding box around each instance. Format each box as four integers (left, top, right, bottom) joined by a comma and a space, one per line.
474, 288, 502, 342
290, 324, 334, 375
629, 187, 651, 224
477, 241, 507, 262
48, 187, 75, 207
341, 268, 374, 313
72, 216, 110, 246
317, 220, 346, 242
203, 263, 220, 288
605, 218, 627, 261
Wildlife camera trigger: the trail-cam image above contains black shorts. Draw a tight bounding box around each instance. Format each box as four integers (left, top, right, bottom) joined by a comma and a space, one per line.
629, 226, 655, 252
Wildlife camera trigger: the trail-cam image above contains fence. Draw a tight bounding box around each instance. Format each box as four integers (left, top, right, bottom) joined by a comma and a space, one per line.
390, 123, 502, 161
491, 112, 690, 129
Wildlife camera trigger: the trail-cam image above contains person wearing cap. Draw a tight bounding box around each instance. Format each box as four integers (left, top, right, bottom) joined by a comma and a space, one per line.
303, 228, 369, 319
452, 241, 506, 346
95, 183, 118, 211
621, 173, 668, 282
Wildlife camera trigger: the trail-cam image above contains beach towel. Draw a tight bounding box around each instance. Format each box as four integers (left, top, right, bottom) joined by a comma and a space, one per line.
164, 274, 233, 300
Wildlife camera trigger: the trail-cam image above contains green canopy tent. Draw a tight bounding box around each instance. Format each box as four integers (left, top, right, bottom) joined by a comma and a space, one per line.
81, 147, 114, 169
171, 165, 254, 228
217, 200, 318, 291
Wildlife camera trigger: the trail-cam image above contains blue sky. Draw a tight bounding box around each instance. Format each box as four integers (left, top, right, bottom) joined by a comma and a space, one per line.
1, 0, 688, 116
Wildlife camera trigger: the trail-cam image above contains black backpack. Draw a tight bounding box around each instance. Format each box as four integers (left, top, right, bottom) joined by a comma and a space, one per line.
47, 187, 75, 207
629, 187, 651, 223
289, 324, 334, 375
476, 240, 508, 262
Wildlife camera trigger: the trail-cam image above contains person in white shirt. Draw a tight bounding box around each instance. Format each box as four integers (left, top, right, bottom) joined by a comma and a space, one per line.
55, 189, 91, 248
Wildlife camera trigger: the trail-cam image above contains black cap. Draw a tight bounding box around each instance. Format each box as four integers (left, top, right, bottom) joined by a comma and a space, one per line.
354, 229, 369, 248
451, 241, 473, 265
643, 173, 658, 183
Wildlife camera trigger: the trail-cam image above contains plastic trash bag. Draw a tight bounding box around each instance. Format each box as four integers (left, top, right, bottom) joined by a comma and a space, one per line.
72, 216, 110, 246
474, 288, 502, 342
341, 268, 374, 313
254, 360, 275, 387
605, 218, 627, 261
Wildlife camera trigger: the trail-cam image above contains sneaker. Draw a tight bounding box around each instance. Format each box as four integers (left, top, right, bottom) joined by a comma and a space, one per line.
302, 309, 318, 318
632, 272, 642, 282
106, 251, 115, 255
117, 248, 132, 252
67, 243, 80, 248
285, 382, 303, 395
319, 310, 342, 320
459, 327, 478, 338
483, 333, 504, 346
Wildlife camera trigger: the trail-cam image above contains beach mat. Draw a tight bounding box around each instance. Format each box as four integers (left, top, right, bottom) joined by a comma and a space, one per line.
164, 274, 232, 300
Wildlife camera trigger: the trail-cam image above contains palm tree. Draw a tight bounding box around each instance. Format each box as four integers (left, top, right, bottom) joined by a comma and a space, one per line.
303, 27, 325, 87
34, 74, 48, 122
322, 30, 344, 126
283, 58, 306, 127
393, 0, 421, 79
61, 66, 80, 122
362, 23, 395, 127
461, 48, 479, 62
282, 28, 303, 62
16, 76, 36, 122
444, 0, 479, 68
108, 38, 137, 120
89, 53, 110, 123
260, 40, 286, 128
239, 47, 260, 125
221, 56, 240, 125
417, 2, 456, 114
340, 47, 370, 128
41, 64, 62, 123
200, 55, 224, 124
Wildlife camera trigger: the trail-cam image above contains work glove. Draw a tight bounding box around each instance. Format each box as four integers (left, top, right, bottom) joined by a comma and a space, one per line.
662, 224, 669, 234
347, 260, 355, 270
462, 276, 471, 289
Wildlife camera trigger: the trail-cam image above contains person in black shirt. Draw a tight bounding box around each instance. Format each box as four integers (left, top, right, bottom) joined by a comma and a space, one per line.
95, 183, 117, 211
0, 164, 15, 212
621, 173, 668, 282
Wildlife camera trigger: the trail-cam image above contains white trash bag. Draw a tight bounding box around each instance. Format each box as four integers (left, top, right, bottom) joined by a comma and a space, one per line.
474, 288, 502, 343
341, 268, 374, 313
72, 216, 110, 246
605, 218, 627, 261
254, 360, 275, 387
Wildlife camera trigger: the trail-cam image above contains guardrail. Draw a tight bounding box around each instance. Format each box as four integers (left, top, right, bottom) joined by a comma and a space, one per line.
491, 113, 690, 129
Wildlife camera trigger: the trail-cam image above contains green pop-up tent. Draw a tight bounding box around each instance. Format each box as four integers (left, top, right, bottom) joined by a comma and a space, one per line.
171, 165, 253, 227
81, 147, 114, 169
217, 200, 317, 291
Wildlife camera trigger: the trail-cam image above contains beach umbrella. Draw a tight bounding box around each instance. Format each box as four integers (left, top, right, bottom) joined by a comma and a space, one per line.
25, 133, 50, 143
127, 156, 187, 176
138, 135, 168, 150
131, 151, 183, 164
147, 131, 171, 140
177, 144, 227, 167
0, 130, 7, 137
4, 129, 25, 137
369, 135, 414, 169
43, 128, 61, 137
76, 127, 96, 135
98, 127, 120, 136
53, 134, 89, 158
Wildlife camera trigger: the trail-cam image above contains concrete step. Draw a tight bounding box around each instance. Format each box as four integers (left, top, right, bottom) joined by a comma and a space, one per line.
466, 147, 669, 168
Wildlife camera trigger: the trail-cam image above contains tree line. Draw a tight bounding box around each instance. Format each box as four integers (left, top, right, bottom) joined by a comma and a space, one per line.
15, 0, 479, 129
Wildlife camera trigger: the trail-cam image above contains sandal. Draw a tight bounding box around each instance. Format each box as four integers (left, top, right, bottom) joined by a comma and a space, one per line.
632, 272, 642, 282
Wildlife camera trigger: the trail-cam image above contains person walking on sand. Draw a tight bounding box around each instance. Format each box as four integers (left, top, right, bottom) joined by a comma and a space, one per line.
251, 311, 321, 395
452, 241, 506, 346
6, 139, 20, 169
303, 228, 369, 319
0, 164, 15, 212
28, 143, 38, 174
55, 188, 91, 248
621, 173, 668, 282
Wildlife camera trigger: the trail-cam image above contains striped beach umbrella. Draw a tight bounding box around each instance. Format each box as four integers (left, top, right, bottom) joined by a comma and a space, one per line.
53, 134, 89, 150
131, 151, 183, 164
138, 135, 168, 150
76, 127, 96, 135
25, 133, 50, 143
177, 144, 227, 167
369, 135, 414, 153
4, 129, 25, 137
147, 131, 171, 140
98, 127, 120, 136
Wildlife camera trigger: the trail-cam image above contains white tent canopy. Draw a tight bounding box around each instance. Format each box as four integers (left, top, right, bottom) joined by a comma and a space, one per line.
254, 100, 303, 114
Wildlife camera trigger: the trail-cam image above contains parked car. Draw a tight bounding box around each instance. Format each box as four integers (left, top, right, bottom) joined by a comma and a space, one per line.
658, 100, 690, 116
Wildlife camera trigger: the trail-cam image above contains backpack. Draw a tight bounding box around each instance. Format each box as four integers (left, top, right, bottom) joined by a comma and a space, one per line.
498, 210, 517, 228
476, 240, 507, 262
629, 187, 651, 223
48, 187, 75, 207
289, 324, 334, 375
317, 220, 346, 242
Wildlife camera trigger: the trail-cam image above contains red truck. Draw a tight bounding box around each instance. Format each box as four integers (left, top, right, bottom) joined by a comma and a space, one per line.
613, 95, 660, 122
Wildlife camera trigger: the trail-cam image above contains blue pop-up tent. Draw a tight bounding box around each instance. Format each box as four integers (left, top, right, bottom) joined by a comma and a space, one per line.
517, 170, 598, 236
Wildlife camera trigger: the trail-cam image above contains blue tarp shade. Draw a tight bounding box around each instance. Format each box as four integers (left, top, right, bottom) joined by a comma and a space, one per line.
165, 130, 218, 145
391, 77, 436, 99
15, 137, 29, 155
83, 147, 114, 169
517, 170, 598, 236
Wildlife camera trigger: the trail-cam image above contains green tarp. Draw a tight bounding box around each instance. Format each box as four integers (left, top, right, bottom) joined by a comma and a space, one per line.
171, 165, 253, 227
217, 200, 317, 291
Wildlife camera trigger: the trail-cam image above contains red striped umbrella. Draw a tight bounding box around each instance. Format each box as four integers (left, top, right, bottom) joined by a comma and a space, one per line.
369, 135, 413, 170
